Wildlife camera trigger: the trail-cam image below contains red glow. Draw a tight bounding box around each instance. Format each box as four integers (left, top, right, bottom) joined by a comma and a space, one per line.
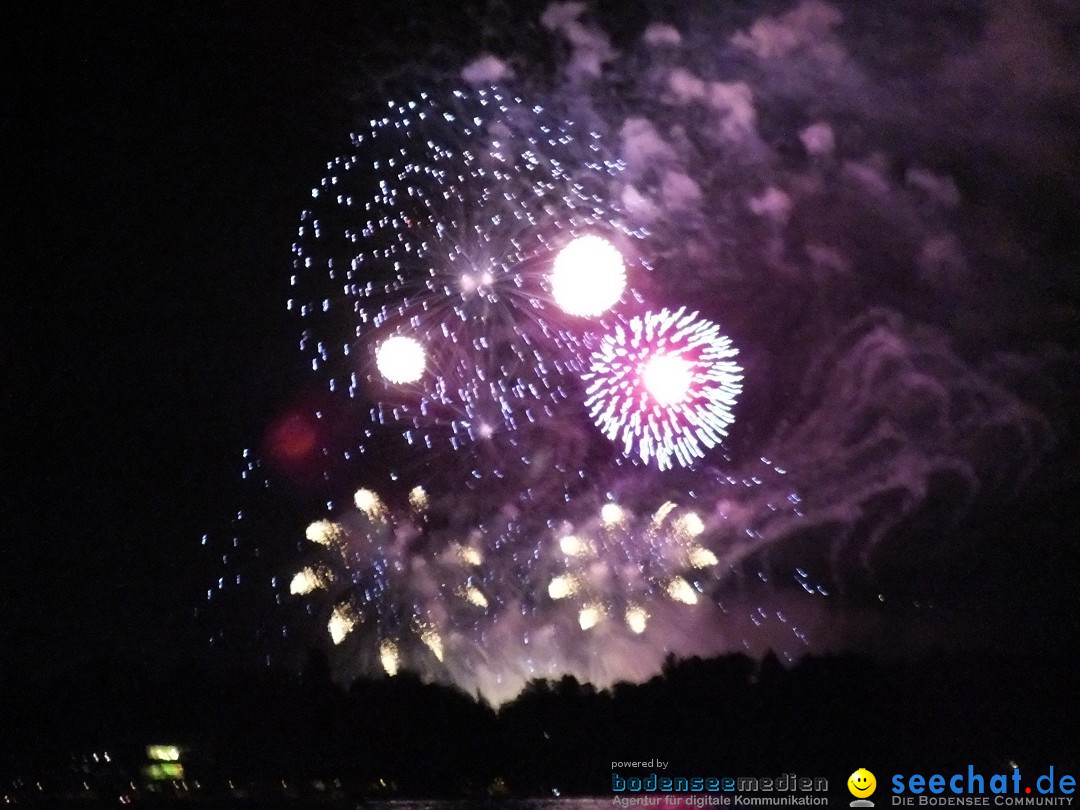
265, 414, 318, 465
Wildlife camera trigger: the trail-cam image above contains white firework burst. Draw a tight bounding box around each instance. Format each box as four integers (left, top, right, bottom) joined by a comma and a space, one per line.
583, 307, 744, 469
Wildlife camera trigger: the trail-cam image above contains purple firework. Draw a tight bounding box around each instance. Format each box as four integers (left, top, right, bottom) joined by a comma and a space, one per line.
583, 307, 743, 469
288, 87, 635, 465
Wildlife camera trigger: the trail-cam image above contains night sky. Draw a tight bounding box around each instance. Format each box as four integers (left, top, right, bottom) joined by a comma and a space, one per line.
7, 1, 362, 671
6, 0, 1080, 700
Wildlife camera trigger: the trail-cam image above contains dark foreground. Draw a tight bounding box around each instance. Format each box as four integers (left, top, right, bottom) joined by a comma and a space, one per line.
2, 652, 1077, 804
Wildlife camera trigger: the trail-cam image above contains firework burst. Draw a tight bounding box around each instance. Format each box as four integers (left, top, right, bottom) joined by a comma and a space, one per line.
284, 464, 805, 689
273, 87, 757, 694
201, 0, 1069, 706
583, 307, 744, 470
289, 87, 639, 465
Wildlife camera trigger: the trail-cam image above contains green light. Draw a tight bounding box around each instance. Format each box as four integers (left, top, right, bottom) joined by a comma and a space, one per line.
144, 762, 184, 781
146, 745, 180, 762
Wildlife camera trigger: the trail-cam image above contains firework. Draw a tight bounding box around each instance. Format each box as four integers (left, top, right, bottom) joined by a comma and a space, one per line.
294, 494, 453, 674
202, 0, 1066, 708
375, 335, 426, 384
289, 87, 636, 464
549, 234, 627, 317
280, 456, 810, 692
272, 86, 763, 695
583, 307, 744, 469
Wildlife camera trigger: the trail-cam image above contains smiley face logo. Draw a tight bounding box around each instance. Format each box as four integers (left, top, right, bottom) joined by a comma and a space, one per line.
848, 768, 877, 798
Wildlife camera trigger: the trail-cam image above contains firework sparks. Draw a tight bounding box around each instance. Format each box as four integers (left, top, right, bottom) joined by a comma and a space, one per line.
289, 567, 328, 595
205, 0, 1063, 705
583, 308, 744, 469
328, 605, 357, 645
289, 87, 636, 466
625, 605, 649, 634
305, 520, 341, 546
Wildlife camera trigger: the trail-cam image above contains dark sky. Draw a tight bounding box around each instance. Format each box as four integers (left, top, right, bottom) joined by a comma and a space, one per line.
5, 3, 384, 672
1, 0, 606, 679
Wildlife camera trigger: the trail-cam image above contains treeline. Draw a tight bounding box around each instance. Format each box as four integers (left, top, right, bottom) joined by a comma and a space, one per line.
1, 650, 1076, 797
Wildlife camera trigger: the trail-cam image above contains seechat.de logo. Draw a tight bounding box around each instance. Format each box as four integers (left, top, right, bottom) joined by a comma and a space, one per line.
849, 768, 878, 808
